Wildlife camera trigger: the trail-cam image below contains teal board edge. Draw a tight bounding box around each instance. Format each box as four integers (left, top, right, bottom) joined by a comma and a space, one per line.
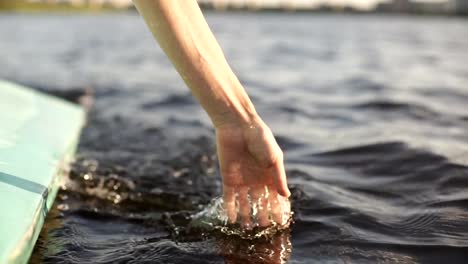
0, 80, 85, 264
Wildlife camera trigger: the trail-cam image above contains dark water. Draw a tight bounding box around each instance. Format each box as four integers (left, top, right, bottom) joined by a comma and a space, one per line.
1, 12, 468, 263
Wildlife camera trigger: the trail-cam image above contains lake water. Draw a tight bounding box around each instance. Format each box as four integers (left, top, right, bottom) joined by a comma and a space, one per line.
1, 12, 468, 263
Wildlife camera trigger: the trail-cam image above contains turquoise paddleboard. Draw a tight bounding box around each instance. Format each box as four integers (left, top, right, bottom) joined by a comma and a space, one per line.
0, 80, 85, 264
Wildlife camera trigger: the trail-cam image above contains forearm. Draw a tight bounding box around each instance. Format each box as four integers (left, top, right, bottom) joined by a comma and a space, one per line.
133, 0, 258, 128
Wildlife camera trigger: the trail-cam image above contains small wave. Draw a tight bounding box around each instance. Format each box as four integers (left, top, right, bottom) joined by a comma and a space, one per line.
141, 93, 195, 109
352, 100, 440, 121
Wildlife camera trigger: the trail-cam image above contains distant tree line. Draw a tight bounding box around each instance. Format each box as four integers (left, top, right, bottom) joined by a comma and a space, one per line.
0, 0, 32, 10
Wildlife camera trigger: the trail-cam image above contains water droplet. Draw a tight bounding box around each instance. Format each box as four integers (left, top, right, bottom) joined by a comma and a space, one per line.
57, 203, 69, 211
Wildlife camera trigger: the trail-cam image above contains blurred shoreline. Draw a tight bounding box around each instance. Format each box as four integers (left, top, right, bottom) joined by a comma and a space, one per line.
0, 0, 467, 16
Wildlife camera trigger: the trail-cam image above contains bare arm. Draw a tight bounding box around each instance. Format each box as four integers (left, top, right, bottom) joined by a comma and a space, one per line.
133, 0, 254, 127
133, 0, 290, 227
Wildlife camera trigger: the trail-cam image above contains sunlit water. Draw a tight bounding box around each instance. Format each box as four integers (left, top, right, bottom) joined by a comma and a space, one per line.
1, 12, 468, 263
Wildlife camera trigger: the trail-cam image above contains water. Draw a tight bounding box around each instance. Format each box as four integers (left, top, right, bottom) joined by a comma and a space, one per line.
1, 12, 468, 263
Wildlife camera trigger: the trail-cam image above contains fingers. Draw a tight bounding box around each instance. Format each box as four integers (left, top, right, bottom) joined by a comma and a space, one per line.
271, 155, 291, 198
268, 188, 283, 225
223, 185, 237, 224
250, 186, 270, 227
224, 184, 291, 228
238, 187, 252, 229
278, 194, 291, 226
269, 188, 291, 226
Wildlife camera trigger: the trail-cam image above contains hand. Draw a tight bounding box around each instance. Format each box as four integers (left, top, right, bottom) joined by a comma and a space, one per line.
215, 118, 291, 228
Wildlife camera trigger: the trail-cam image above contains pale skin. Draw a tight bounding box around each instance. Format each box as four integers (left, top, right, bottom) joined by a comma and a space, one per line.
133, 0, 291, 227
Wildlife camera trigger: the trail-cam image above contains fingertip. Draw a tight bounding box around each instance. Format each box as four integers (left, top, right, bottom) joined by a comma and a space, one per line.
272, 158, 290, 198
278, 185, 291, 198
275, 176, 290, 198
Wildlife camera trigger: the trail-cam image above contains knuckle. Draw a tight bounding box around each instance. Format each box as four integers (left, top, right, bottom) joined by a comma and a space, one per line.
260, 150, 282, 169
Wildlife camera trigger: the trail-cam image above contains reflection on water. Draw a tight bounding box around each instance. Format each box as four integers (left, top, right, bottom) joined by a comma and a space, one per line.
1, 12, 467, 263
219, 230, 292, 264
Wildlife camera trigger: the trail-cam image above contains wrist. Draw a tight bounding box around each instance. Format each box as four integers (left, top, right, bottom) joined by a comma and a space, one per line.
211, 110, 261, 129
209, 80, 261, 130
212, 103, 261, 131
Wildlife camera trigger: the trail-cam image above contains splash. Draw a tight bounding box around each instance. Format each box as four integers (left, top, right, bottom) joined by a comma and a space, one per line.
189, 196, 293, 240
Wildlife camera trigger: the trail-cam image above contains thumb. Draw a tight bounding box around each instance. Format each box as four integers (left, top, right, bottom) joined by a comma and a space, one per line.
272, 155, 290, 197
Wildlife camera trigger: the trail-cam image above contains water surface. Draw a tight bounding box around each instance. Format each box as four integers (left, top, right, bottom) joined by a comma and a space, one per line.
1, 12, 468, 264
